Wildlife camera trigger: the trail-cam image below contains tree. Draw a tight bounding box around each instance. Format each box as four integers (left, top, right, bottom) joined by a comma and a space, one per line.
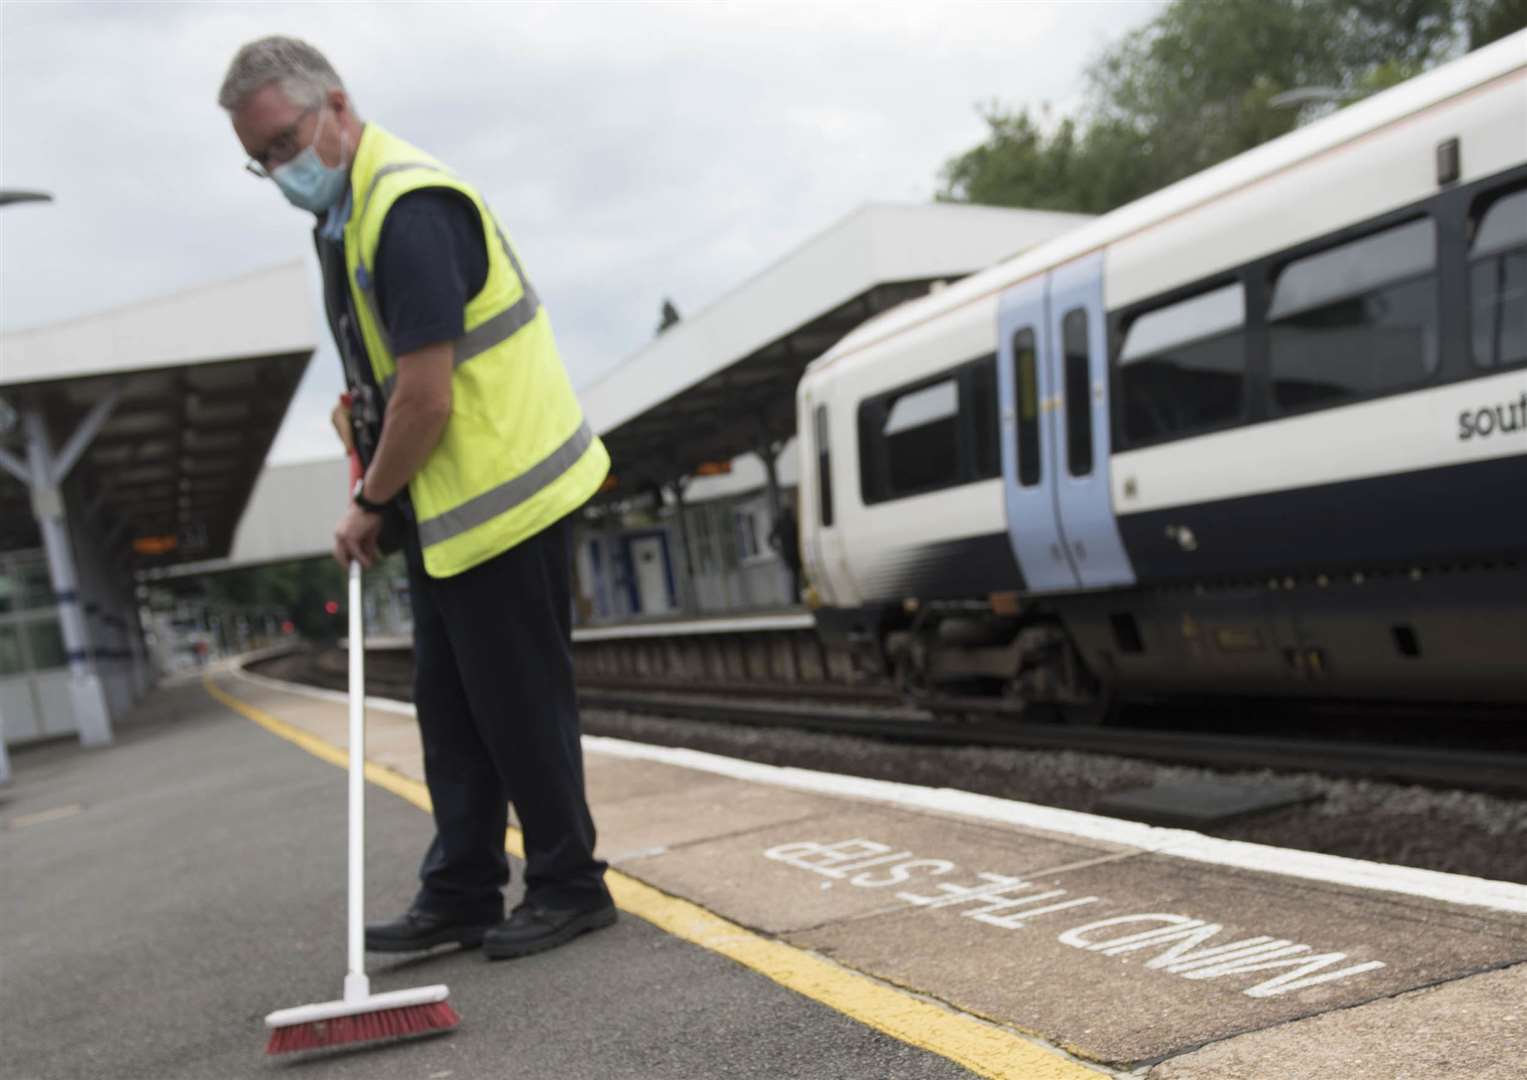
1466, 0, 1527, 45
938, 0, 1524, 214
200, 555, 349, 640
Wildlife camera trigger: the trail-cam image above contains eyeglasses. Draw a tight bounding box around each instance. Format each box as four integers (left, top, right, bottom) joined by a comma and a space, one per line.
245, 107, 318, 179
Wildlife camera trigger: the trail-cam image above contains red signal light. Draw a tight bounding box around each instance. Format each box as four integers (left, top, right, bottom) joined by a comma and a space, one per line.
281, 620, 295, 634
324, 600, 340, 615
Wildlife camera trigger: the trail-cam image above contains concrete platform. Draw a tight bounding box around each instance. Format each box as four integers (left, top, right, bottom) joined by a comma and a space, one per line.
0, 679, 996, 1080
9, 666, 1525, 1078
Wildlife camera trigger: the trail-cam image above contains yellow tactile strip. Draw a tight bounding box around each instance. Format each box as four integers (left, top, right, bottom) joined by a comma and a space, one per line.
203, 673, 1107, 1079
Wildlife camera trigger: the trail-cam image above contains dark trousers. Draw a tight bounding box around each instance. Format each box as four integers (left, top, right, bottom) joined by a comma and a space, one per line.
403, 515, 607, 921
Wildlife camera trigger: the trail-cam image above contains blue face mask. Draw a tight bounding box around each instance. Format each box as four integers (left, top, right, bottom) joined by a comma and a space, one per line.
272, 109, 349, 213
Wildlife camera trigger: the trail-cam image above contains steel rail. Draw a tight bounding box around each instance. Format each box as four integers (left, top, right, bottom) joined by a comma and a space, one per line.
255, 649, 1527, 796
575, 687, 1527, 796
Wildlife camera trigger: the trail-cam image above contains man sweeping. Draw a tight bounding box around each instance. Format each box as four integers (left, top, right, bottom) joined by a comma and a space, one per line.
220, 36, 616, 962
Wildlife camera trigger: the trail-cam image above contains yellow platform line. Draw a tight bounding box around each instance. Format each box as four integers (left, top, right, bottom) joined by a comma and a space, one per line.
205, 673, 1107, 1080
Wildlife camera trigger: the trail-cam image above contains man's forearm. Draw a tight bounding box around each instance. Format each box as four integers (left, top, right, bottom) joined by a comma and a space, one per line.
362, 390, 451, 503
357, 341, 455, 504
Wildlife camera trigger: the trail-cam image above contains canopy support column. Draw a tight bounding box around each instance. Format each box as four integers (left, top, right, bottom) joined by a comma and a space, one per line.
21, 396, 120, 748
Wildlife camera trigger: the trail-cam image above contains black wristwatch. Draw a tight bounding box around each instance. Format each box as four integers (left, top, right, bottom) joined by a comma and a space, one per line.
352, 478, 388, 515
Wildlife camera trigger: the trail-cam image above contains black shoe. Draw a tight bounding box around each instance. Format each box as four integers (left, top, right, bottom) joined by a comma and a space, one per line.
482, 898, 617, 960
364, 908, 499, 953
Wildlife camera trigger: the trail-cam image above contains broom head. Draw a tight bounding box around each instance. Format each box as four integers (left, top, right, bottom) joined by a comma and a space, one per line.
265, 983, 458, 1055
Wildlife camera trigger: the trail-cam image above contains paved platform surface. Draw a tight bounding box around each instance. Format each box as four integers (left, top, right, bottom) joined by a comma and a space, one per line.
0, 681, 984, 1080
6, 668, 1526, 1079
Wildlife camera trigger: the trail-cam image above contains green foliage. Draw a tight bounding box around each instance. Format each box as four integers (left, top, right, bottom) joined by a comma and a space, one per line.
201, 556, 348, 640
1465, 0, 1527, 46
938, 0, 1524, 214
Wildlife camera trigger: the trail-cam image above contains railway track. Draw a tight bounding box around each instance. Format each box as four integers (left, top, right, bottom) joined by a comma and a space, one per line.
251, 646, 1527, 797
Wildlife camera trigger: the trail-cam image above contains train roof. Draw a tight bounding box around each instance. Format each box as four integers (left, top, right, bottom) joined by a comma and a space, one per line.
807, 29, 1527, 384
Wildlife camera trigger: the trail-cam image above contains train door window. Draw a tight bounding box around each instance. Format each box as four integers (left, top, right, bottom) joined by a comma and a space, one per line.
881, 378, 960, 497
1013, 327, 1041, 486
967, 354, 1002, 481
814, 405, 833, 527
1062, 308, 1093, 476
1469, 186, 1527, 369
1268, 216, 1438, 412
1118, 282, 1245, 445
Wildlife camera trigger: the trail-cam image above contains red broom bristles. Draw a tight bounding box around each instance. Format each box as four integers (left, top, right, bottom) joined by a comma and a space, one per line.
266, 1001, 460, 1055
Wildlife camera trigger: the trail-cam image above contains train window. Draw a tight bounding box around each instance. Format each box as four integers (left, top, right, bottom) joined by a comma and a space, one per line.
968, 355, 1001, 481
1268, 217, 1438, 411
882, 378, 960, 496
814, 405, 833, 527
859, 356, 999, 504
1062, 308, 1093, 477
1469, 186, 1527, 369
1014, 328, 1041, 487
1119, 282, 1245, 445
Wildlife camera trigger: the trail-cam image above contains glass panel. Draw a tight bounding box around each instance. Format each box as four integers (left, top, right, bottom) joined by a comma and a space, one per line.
1267, 218, 1435, 321
1473, 188, 1527, 258
1062, 308, 1093, 477
884, 380, 957, 435
814, 405, 833, 527
0, 625, 24, 676
25, 618, 68, 670
968, 355, 1001, 481
693, 510, 716, 574
1121, 283, 1244, 362
735, 510, 759, 559
1121, 286, 1245, 445
1470, 188, 1527, 370
882, 379, 960, 496
1470, 253, 1527, 369
1270, 221, 1438, 411
17, 556, 54, 613
1014, 328, 1041, 487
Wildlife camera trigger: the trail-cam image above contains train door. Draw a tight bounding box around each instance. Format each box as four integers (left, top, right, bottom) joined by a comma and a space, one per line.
1046, 253, 1135, 589
627, 534, 676, 614
997, 275, 1079, 593
805, 394, 861, 607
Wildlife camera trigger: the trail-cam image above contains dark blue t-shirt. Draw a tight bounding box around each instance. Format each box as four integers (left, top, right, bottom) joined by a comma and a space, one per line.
374, 188, 489, 356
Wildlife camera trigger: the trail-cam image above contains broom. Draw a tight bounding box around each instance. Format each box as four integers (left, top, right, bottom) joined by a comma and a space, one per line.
265, 450, 460, 1053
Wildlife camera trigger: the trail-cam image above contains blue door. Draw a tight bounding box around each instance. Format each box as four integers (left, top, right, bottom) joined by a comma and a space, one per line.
1046, 253, 1135, 589
997, 276, 1078, 593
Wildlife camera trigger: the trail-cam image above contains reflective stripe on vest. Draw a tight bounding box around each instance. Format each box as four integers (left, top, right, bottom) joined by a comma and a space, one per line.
416, 418, 595, 547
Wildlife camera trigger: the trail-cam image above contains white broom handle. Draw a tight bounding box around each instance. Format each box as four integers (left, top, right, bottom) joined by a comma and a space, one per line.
346, 560, 369, 1000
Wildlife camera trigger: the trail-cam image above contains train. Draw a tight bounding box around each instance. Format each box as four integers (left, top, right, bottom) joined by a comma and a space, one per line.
795, 32, 1527, 709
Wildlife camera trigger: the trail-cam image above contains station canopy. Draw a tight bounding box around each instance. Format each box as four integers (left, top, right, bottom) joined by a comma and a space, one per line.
0, 262, 317, 571
580, 202, 1091, 499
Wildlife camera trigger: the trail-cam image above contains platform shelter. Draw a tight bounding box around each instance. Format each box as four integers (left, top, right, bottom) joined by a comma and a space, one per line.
0, 262, 317, 772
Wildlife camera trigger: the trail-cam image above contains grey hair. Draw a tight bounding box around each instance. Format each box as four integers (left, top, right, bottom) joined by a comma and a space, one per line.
217, 35, 349, 113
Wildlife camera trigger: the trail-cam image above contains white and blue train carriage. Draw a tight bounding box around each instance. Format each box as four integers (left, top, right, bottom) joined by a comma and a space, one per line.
797, 30, 1527, 706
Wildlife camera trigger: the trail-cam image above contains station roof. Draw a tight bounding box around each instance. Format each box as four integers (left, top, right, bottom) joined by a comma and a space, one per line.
142, 456, 350, 580
581, 202, 1090, 498
0, 261, 318, 570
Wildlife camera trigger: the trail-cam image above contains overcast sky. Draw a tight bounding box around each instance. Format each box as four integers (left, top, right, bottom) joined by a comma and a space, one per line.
0, 0, 1161, 463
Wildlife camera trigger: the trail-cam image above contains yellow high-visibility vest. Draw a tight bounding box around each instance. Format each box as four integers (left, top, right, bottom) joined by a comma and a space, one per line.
342, 124, 609, 577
